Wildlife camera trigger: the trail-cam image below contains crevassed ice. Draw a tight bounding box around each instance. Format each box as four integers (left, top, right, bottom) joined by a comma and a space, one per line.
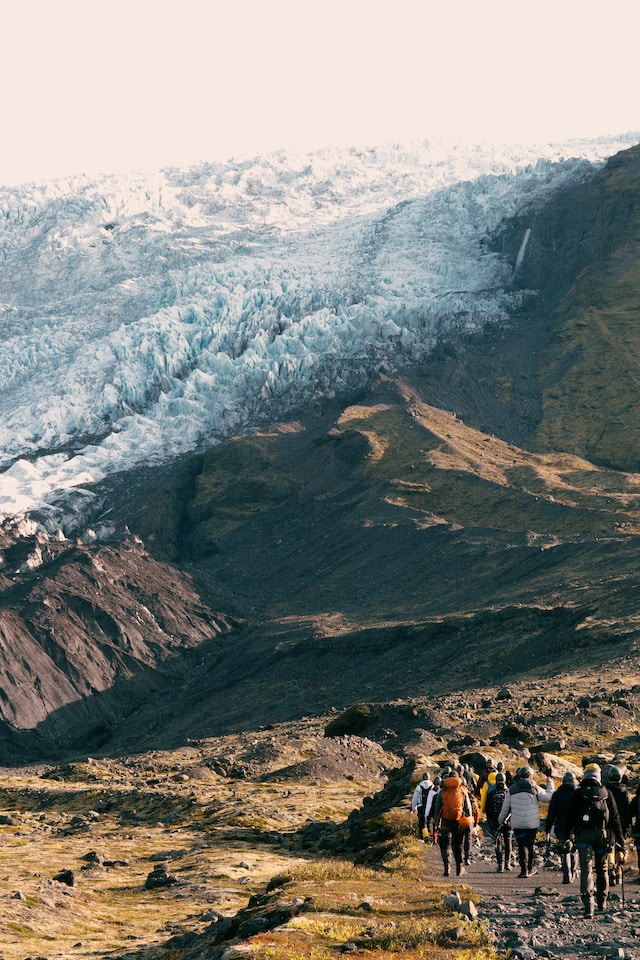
0, 134, 637, 523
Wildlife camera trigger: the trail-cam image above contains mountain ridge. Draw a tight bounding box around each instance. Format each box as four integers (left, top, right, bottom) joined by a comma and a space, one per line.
1, 141, 640, 762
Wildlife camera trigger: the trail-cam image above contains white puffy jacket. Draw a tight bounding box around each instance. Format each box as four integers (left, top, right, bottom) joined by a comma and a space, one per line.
499, 776, 554, 830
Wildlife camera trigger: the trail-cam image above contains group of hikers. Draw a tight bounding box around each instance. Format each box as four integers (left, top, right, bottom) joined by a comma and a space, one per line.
410, 756, 640, 918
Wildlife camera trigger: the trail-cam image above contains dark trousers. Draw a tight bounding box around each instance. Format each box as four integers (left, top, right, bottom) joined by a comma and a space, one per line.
438, 821, 465, 875
577, 843, 609, 910
495, 824, 513, 868
514, 828, 537, 874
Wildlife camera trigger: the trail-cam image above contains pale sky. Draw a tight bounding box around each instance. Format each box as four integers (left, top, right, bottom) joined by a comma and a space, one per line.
2, 0, 639, 187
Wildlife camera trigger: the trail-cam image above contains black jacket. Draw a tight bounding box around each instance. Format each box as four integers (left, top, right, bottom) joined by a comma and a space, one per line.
566, 780, 624, 847
608, 782, 631, 831
544, 782, 577, 842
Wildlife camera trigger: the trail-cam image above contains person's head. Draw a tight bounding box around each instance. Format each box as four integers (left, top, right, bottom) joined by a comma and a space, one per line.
520, 766, 533, 779
485, 757, 494, 769
495, 772, 505, 786
583, 762, 601, 782
433, 776, 441, 787
496, 760, 504, 771
607, 766, 621, 783
562, 771, 576, 786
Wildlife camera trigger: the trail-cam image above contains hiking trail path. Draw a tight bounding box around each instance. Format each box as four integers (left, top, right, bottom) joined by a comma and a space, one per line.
423, 833, 640, 959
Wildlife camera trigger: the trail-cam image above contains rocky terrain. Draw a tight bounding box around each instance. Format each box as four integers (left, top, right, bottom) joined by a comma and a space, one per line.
0, 664, 639, 959
0, 143, 639, 956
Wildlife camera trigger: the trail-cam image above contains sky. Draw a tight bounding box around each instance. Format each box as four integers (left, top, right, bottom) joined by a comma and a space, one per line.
2, 0, 639, 188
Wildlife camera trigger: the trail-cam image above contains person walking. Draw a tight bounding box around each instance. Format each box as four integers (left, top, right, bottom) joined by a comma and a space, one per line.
410, 771, 436, 841
605, 766, 630, 886
545, 771, 579, 883
566, 763, 625, 917
433, 768, 474, 877
486, 771, 513, 871
625, 781, 640, 880
498, 766, 555, 878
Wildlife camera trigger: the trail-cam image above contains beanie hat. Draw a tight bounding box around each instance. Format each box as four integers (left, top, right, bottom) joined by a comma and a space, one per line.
563, 771, 576, 785
496, 761, 504, 771
583, 763, 601, 781
520, 766, 533, 779
495, 772, 505, 785
607, 766, 621, 782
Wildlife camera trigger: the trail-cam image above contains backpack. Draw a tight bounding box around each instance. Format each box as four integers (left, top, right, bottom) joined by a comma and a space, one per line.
487, 787, 506, 823
578, 782, 609, 832
418, 784, 433, 814
441, 776, 465, 822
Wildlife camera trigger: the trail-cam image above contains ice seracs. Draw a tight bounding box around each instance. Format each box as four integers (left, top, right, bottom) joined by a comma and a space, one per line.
0, 134, 637, 523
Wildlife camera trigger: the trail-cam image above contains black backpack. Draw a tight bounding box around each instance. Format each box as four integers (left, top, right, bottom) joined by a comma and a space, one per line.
418, 784, 433, 813
487, 787, 506, 823
578, 782, 609, 831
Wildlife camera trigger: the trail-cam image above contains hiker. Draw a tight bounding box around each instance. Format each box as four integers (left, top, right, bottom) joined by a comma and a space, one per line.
565, 763, 625, 917
433, 768, 474, 877
461, 763, 477, 794
496, 759, 513, 787
455, 763, 477, 864
476, 756, 496, 796
498, 766, 555, 878
625, 781, 640, 879
410, 772, 436, 841
604, 766, 630, 887
485, 771, 513, 871
545, 771, 579, 883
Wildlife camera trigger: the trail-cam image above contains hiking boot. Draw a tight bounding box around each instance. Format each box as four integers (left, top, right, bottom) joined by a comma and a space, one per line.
527, 867, 538, 878
504, 863, 512, 872
456, 865, 466, 876
584, 904, 595, 919
517, 870, 528, 878
596, 899, 607, 913
443, 865, 450, 877
496, 865, 504, 872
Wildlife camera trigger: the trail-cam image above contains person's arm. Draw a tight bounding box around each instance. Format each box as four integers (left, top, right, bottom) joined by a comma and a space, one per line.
537, 777, 555, 803
608, 793, 625, 847
498, 792, 511, 826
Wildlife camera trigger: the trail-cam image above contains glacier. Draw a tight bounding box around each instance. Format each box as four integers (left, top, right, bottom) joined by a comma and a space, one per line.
0, 133, 638, 528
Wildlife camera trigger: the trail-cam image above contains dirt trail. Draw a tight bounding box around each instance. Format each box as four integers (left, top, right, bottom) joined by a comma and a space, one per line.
423, 834, 640, 959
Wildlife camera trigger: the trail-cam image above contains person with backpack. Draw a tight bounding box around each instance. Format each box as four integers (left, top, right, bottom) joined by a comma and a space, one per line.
565, 763, 625, 917
486, 771, 513, 871
605, 766, 630, 886
545, 771, 579, 883
433, 768, 474, 877
625, 781, 640, 879
476, 756, 496, 797
410, 772, 435, 842
498, 766, 555, 878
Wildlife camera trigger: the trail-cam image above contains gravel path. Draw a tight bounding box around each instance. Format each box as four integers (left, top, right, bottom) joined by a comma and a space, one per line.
424, 833, 640, 959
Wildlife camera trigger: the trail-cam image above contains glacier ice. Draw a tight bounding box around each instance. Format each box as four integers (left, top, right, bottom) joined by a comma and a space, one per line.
0, 134, 637, 525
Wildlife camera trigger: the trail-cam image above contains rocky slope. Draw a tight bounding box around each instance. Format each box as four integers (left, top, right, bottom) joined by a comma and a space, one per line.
1, 143, 640, 763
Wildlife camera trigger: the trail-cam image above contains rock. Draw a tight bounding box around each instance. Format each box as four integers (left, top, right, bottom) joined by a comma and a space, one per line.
53, 869, 74, 886
496, 687, 514, 701
444, 891, 462, 909
459, 899, 478, 919
149, 849, 187, 862
443, 924, 467, 941
144, 864, 178, 890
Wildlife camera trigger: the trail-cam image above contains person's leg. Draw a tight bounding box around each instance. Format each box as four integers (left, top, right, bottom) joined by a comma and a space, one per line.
526, 829, 537, 875
452, 829, 465, 875
438, 828, 451, 876
514, 830, 528, 877
578, 845, 595, 917
504, 828, 513, 870
595, 848, 609, 911
495, 828, 504, 871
